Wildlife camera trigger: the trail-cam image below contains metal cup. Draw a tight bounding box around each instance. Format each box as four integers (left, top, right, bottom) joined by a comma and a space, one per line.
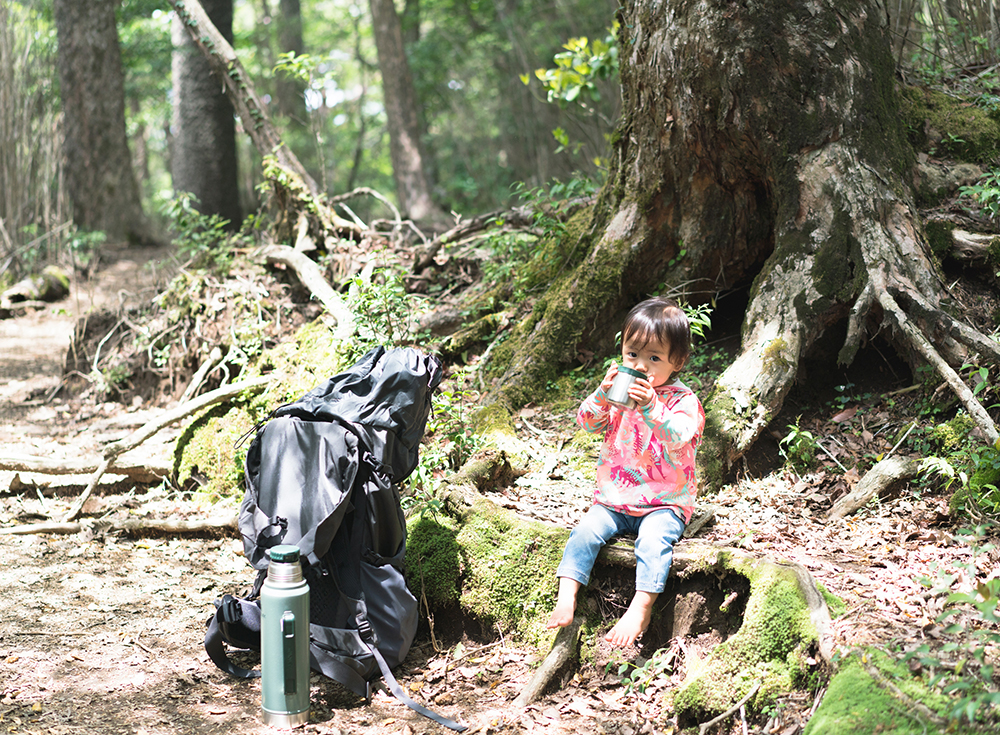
605, 366, 646, 409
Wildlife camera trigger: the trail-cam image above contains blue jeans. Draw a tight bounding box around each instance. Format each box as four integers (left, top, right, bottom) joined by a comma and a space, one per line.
556, 504, 685, 593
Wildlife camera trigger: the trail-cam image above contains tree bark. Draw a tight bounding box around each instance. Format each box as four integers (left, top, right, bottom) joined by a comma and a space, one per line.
53, 0, 150, 244
171, 0, 241, 227
368, 0, 445, 227
486, 0, 999, 488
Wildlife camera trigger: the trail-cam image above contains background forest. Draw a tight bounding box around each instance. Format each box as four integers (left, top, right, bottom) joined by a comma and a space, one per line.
1, 0, 620, 264
3, 1, 1000, 734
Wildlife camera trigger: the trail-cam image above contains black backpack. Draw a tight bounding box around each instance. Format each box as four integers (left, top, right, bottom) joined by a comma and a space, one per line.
204, 346, 466, 731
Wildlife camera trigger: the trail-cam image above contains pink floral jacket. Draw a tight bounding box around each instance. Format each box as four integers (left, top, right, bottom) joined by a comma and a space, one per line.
577, 378, 705, 523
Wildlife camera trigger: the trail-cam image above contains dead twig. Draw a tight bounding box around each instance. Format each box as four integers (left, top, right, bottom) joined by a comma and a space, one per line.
698, 680, 761, 735
60, 375, 270, 523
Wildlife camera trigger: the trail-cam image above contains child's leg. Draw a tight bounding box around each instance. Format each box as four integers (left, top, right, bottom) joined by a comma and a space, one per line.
604, 590, 659, 647
605, 507, 686, 647
547, 576, 582, 628
547, 504, 625, 628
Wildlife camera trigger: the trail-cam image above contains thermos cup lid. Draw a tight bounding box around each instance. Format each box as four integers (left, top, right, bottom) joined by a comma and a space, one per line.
617, 366, 646, 379
265, 545, 301, 563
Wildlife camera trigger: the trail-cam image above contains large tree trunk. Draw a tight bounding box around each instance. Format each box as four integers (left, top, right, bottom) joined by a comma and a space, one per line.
369, 0, 445, 227
171, 0, 241, 227
53, 0, 150, 244
488, 0, 999, 488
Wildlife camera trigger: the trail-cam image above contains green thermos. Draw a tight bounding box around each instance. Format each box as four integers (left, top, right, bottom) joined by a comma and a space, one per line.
261, 545, 310, 728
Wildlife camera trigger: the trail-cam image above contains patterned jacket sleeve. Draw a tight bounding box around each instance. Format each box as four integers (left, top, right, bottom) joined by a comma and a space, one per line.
636, 388, 702, 447
577, 387, 614, 433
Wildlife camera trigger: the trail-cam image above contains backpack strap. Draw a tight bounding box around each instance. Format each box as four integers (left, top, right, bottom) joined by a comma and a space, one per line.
359, 619, 468, 732
205, 618, 260, 679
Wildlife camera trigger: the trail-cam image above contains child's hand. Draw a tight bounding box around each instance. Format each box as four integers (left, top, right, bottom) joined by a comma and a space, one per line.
599, 363, 618, 393
628, 376, 655, 407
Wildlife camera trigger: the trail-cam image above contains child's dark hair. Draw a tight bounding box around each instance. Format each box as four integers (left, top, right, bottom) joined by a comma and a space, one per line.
621, 297, 692, 374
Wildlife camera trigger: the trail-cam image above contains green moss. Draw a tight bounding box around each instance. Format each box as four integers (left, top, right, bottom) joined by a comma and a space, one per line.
924, 221, 954, 260
673, 553, 823, 720
406, 515, 463, 607
173, 405, 256, 499
174, 318, 349, 496
804, 650, 960, 735
931, 413, 975, 452
817, 583, 847, 619
455, 498, 570, 646
899, 85, 1000, 164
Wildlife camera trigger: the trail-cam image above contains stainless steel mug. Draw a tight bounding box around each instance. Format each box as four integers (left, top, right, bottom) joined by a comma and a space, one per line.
605, 366, 646, 409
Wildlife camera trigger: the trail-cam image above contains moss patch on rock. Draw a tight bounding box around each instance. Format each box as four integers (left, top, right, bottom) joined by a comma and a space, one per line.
453, 494, 569, 647
173, 318, 349, 497
899, 85, 1000, 164
406, 514, 463, 608
804, 650, 964, 735
672, 550, 826, 722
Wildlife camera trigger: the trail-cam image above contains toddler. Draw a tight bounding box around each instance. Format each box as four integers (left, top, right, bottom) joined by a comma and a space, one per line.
547, 297, 705, 647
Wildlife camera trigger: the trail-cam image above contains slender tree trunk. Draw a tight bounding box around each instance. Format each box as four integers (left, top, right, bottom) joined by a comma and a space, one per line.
274, 0, 308, 130
171, 0, 241, 227
368, 0, 444, 226
53, 0, 150, 244
487, 0, 998, 488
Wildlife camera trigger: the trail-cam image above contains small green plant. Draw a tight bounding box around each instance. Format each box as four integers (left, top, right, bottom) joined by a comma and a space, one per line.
160, 192, 239, 272
959, 170, 1000, 221
346, 263, 417, 359
905, 523, 1000, 724
619, 647, 676, 695
779, 421, 819, 471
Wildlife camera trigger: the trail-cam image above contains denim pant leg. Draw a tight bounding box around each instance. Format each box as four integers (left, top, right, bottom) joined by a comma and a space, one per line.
556, 504, 625, 586
634, 507, 686, 593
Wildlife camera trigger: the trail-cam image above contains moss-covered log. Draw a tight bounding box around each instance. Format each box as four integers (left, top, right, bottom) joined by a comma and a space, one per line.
484, 0, 1000, 489
409, 445, 836, 722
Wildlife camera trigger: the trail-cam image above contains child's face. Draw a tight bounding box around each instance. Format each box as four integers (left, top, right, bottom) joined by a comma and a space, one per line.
621, 334, 682, 389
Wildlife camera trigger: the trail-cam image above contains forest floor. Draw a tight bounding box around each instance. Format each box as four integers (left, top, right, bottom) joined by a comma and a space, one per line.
0, 243, 998, 735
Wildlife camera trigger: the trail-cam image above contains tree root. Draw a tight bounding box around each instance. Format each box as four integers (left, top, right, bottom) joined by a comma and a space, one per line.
861, 659, 948, 729
512, 616, 582, 709
600, 539, 835, 663
9, 376, 269, 526
874, 280, 999, 444
827, 455, 922, 520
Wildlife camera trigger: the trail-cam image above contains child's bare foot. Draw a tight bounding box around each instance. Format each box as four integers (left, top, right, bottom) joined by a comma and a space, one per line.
547, 577, 581, 629
604, 591, 658, 647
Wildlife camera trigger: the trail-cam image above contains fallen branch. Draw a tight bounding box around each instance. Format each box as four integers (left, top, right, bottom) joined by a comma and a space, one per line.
61, 375, 270, 523
0, 515, 237, 537
0, 456, 169, 484
412, 208, 533, 272
261, 245, 355, 341
512, 615, 581, 709
827, 455, 922, 520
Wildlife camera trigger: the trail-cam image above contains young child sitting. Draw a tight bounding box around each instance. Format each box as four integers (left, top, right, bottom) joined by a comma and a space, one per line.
547, 296, 705, 647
